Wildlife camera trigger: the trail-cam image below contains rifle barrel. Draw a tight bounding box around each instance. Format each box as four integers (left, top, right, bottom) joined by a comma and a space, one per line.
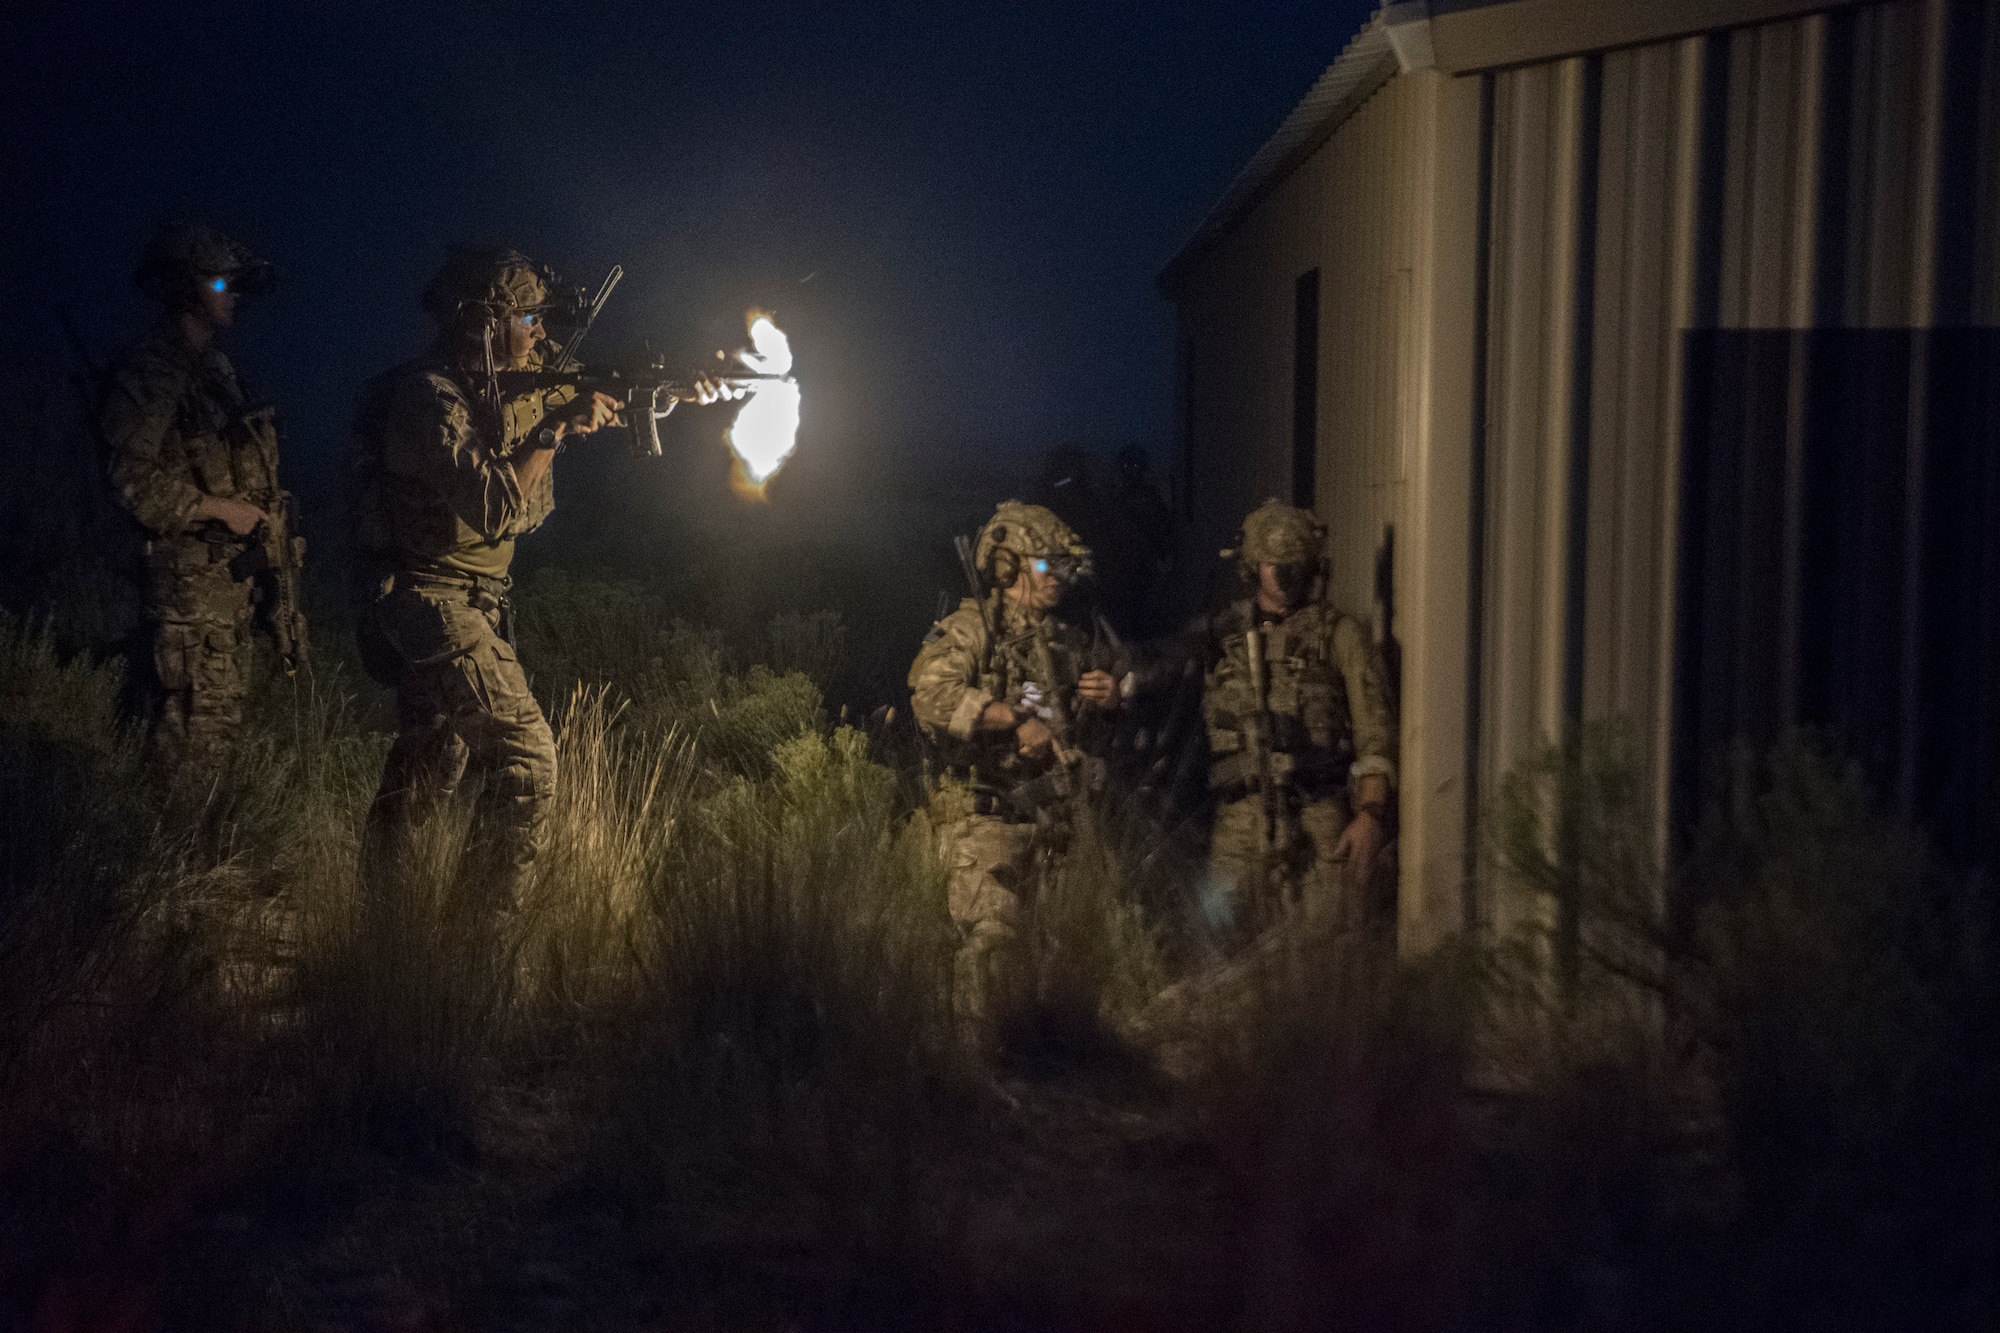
501, 368, 788, 404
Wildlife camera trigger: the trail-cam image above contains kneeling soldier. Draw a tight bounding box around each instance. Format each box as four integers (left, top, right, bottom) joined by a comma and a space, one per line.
908, 502, 1125, 1042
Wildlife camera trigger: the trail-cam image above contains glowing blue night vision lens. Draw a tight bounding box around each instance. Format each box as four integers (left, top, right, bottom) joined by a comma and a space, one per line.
1032, 558, 1050, 574
209, 277, 228, 292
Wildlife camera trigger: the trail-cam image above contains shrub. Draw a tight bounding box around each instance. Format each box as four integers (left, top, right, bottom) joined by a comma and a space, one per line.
1486, 724, 1997, 1328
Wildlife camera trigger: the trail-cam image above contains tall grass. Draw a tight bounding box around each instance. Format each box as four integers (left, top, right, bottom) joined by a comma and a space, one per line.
0, 590, 1990, 1329
0, 604, 975, 1325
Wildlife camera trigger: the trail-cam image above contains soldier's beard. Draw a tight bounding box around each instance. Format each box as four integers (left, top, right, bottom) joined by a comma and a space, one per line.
1004, 584, 1058, 626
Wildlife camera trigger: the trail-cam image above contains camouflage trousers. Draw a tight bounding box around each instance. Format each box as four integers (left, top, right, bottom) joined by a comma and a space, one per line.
141, 540, 253, 763
359, 577, 557, 913
1207, 793, 1354, 945
930, 785, 1042, 1035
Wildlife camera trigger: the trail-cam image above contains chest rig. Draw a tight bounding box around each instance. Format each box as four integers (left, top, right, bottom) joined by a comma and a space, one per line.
174, 353, 279, 508
1203, 601, 1355, 796
950, 608, 1089, 805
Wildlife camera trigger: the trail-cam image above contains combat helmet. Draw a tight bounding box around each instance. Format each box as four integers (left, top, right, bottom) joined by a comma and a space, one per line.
975, 500, 1092, 587
1224, 498, 1326, 568
420, 245, 554, 324
132, 223, 275, 305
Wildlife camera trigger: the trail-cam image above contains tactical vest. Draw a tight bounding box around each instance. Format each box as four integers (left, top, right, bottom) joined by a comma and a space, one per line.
164, 349, 280, 513
1202, 600, 1356, 794
348, 358, 570, 576
940, 607, 1090, 800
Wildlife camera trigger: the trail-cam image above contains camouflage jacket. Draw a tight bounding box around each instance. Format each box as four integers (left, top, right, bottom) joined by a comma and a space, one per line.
908, 596, 1098, 795
1162, 599, 1396, 796
99, 322, 279, 540
350, 354, 570, 581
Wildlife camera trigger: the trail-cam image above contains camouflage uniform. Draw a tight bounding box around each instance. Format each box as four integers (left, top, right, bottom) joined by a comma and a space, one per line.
350, 248, 573, 909
98, 224, 292, 761
1189, 502, 1396, 939
908, 503, 1098, 1032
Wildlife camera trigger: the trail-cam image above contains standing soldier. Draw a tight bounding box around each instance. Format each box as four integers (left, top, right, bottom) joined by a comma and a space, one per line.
908, 501, 1127, 1043
1173, 500, 1396, 944
99, 222, 305, 764
350, 247, 732, 910
348, 246, 634, 911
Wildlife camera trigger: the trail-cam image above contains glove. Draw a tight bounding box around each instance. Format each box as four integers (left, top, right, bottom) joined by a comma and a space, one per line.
1017, 681, 1057, 722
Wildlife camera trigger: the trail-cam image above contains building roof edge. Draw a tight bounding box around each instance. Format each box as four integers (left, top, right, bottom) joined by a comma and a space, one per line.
1157, 0, 1870, 299
1157, 15, 1398, 297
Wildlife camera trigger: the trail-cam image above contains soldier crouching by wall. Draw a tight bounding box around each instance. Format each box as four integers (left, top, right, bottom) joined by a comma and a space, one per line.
1141, 500, 1396, 949
908, 502, 1128, 1047
98, 223, 305, 765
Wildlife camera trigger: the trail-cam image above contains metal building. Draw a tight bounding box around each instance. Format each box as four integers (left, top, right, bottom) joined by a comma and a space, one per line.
1160, 0, 2000, 953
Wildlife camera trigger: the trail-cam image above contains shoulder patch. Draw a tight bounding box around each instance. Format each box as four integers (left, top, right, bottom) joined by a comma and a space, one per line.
392, 369, 471, 428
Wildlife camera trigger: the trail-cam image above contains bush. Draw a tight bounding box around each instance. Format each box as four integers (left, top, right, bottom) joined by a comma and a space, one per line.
1485, 725, 1997, 1328
511, 570, 828, 777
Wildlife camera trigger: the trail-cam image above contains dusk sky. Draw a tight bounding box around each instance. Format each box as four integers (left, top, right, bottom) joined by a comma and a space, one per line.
6, 0, 1377, 479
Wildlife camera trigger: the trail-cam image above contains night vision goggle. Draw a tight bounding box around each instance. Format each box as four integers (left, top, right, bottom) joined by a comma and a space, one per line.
201, 263, 276, 297
464, 286, 589, 330
1030, 555, 1083, 581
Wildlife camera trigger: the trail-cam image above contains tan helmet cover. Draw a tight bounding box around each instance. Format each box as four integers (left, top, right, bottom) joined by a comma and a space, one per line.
1227, 498, 1326, 567
975, 501, 1091, 580
420, 245, 551, 323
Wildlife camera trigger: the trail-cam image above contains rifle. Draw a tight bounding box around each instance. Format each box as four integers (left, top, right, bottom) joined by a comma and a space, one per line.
953, 530, 1001, 668
223, 405, 308, 673
1243, 620, 1280, 873
495, 360, 787, 458
496, 358, 784, 456
953, 533, 985, 610
484, 265, 792, 458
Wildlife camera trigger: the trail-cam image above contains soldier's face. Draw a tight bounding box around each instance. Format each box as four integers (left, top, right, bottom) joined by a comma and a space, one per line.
497, 309, 546, 367
1011, 559, 1067, 614
1258, 562, 1311, 610
193, 276, 238, 328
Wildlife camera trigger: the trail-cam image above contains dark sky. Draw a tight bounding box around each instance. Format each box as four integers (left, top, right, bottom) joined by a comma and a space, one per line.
7, 0, 1376, 480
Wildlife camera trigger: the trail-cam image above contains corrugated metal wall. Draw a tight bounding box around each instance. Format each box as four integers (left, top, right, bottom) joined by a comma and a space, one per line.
1170, 0, 2000, 943
1475, 0, 2000, 885
1175, 62, 1422, 620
